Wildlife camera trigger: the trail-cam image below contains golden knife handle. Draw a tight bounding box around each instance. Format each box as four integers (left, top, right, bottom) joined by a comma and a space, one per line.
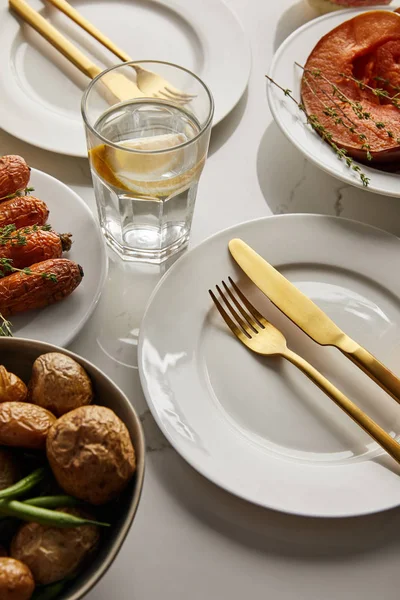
343, 345, 400, 405
284, 348, 400, 464
9, 0, 102, 79
46, 0, 132, 62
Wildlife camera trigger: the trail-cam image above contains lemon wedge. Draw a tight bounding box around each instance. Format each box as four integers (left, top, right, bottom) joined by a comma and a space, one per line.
109, 133, 186, 183
90, 133, 204, 198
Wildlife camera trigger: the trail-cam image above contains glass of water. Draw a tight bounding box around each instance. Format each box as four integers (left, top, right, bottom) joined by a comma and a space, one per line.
82, 61, 214, 263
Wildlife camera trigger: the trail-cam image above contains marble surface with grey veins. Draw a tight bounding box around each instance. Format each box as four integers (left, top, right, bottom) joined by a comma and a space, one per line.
1, 0, 400, 599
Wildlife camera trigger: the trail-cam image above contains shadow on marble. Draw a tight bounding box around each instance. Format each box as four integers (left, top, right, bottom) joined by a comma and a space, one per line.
0, 130, 90, 188
208, 90, 249, 157
148, 438, 400, 560
70, 245, 185, 374
256, 122, 400, 237
273, 1, 316, 52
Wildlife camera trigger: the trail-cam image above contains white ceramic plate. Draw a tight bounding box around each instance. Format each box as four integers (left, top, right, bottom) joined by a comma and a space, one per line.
139, 215, 400, 517
8, 168, 107, 346
0, 0, 250, 157
267, 7, 400, 197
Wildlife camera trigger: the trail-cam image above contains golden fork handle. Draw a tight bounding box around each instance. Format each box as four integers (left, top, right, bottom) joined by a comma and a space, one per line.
45, 0, 132, 62
284, 348, 400, 465
9, 0, 102, 79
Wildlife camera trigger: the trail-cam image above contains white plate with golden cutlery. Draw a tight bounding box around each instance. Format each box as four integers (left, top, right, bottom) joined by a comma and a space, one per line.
139, 214, 400, 517
0, 0, 250, 157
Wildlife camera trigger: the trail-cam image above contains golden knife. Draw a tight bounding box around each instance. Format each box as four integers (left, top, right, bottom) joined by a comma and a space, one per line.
229, 238, 400, 404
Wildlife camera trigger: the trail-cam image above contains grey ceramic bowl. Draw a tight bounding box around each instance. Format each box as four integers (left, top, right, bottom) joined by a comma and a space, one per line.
0, 337, 145, 600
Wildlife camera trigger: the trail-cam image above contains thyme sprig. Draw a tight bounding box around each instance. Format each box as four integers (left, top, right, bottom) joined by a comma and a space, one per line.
0, 224, 52, 247
302, 75, 373, 161
265, 75, 370, 187
0, 314, 12, 337
297, 63, 400, 143
374, 76, 400, 96
0, 186, 34, 202
0, 259, 57, 282
341, 73, 400, 107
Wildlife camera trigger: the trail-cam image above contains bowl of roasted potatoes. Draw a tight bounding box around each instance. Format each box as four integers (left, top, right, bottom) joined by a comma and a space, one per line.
0, 337, 145, 600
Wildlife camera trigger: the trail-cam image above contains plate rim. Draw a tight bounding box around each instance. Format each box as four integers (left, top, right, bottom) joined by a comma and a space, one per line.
22, 167, 108, 347
0, 0, 251, 156
266, 6, 400, 198
138, 213, 400, 518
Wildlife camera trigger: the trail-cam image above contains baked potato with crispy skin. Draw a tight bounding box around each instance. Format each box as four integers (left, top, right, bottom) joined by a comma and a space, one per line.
0, 402, 56, 449
0, 557, 35, 600
47, 405, 136, 505
29, 353, 93, 417
10, 507, 100, 585
0, 366, 27, 403
0, 448, 20, 490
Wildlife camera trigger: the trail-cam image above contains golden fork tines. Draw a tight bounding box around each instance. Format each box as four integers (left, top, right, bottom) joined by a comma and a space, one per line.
209, 277, 400, 466
9, 0, 144, 103
45, 0, 196, 102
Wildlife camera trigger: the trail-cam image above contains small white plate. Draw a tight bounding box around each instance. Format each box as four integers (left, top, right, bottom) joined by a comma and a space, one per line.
0, 0, 250, 157
8, 167, 107, 347
139, 215, 400, 517
267, 7, 400, 197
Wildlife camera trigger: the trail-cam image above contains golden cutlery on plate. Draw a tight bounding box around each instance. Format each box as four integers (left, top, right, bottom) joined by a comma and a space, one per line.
9, 0, 144, 102
45, 0, 196, 102
9, 0, 193, 103
209, 277, 400, 465
229, 238, 400, 405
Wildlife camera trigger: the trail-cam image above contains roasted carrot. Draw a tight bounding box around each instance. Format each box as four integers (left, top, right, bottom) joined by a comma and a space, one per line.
0, 156, 30, 200
0, 227, 72, 270
0, 196, 49, 229
0, 259, 83, 317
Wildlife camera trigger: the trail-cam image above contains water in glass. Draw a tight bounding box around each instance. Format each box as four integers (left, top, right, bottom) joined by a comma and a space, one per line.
88, 99, 204, 262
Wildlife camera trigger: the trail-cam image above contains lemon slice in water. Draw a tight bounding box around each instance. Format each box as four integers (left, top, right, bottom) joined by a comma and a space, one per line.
90, 133, 204, 198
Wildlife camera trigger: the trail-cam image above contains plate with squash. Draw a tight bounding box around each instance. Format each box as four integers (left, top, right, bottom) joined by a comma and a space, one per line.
267, 7, 400, 197
0, 155, 107, 346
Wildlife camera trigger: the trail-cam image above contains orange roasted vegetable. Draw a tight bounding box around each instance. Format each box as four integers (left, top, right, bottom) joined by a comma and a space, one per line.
0, 156, 30, 200
0, 259, 83, 317
301, 11, 400, 163
0, 227, 72, 271
0, 196, 49, 229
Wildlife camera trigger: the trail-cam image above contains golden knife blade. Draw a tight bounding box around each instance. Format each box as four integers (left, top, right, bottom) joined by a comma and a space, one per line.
229, 238, 400, 404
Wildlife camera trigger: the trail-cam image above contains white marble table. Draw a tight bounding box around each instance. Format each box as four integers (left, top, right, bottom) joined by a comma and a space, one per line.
2, 0, 400, 598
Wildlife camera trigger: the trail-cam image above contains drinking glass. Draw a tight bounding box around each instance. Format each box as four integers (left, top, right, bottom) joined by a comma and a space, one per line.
82, 61, 214, 263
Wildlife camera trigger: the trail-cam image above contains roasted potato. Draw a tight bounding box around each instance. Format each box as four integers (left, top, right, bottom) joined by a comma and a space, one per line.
0, 402, 56, 449
0, 448, 20, 490
0, 366, 27, 403
29, 352, 93, 417
0, 557, 35, 600
47, 405, 136, 505
10, 508, 100, 585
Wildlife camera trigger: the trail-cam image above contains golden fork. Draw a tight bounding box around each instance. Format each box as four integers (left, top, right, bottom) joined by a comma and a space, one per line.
45, 0, 196, 103
209, 277, 400, 465
9, 0, 144, 102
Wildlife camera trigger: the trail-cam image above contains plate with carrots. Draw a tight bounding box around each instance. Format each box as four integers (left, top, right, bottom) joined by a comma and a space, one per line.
267, 7, 400, 196
0, 155, 107, 346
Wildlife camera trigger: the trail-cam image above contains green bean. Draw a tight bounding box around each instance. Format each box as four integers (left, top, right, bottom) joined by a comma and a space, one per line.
0, 467, 46, 500
0, 495, 79, 521
23, 495, 80, 509
0, 500, 109, 528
